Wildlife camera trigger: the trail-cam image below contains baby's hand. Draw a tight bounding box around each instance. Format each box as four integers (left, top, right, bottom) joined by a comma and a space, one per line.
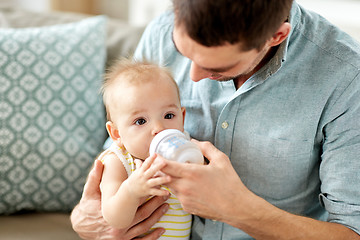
124, 153, 171, 199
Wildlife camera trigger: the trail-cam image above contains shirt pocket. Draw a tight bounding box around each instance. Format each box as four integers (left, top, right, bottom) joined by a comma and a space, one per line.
232, 133, 315, 200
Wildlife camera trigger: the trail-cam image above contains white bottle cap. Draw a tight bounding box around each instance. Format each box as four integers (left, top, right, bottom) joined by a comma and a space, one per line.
176, 147, 204, 164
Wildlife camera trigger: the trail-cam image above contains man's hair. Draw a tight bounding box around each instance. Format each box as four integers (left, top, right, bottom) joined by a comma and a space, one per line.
101, 58, 179, 121
173, 0, 293, 51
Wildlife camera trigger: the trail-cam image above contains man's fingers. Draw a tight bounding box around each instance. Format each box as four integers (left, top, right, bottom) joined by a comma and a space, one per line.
192, 140, 228, 164
81, 159, 104, 199
157, 155, 187, 178
133, 228, 165, 240
127, 196, 169, 238
134, 195, 169, 224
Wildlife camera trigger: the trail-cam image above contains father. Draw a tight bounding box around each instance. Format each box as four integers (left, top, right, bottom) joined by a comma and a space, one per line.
71, 0, 360, 239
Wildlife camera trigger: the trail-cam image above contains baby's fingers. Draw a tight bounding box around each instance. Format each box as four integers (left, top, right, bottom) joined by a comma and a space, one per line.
149, 188, 170, 197
134, 159, 143, 169
140, 153, 157, 171
140, 154, 167, 178
148, 175, 171, 188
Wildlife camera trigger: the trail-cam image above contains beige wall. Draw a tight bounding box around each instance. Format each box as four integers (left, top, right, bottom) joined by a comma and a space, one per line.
51, 0, 96, 15
2, 0, 360, 38
50, 0, 130, 22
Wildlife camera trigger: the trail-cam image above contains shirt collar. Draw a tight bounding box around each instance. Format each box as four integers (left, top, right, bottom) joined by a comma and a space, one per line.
263, 1, 301, 76
279, 1, 301, 63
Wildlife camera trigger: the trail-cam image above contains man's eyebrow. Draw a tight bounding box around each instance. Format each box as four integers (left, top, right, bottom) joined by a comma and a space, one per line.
171, 31, 238, 73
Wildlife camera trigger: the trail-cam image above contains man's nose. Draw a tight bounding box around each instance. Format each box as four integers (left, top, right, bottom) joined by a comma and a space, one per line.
190, 62, 212, 82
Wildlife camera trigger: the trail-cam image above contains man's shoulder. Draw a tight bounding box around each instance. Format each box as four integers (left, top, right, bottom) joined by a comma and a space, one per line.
294, 5, 360, 70
147, 10, 174, 36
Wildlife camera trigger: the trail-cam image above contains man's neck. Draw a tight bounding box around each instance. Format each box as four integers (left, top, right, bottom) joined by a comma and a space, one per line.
233, 46, 279, 89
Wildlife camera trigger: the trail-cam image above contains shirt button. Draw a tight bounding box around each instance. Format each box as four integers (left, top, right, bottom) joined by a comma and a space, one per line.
221, 121, 229, 129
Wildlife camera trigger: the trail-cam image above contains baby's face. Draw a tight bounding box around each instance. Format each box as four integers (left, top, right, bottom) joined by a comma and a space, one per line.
110, 74, 185, 160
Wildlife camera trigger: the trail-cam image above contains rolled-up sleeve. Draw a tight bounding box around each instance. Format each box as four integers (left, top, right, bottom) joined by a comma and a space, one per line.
320, 73, 360, 234
319, 193, 360, 234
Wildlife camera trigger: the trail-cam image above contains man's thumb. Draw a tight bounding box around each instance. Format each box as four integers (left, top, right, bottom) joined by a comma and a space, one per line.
81, 159, 104, 199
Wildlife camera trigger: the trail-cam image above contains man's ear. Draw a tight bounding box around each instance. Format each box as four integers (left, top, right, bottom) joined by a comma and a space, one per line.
106, 121, 123, 146
181, 107, 186, 125
269, 22, 291, 47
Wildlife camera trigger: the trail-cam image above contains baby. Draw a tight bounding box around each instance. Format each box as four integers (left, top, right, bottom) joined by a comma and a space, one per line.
98, 58, 191, 239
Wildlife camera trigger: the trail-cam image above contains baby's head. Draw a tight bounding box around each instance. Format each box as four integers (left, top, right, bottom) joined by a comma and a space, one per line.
101, 58, 186, 160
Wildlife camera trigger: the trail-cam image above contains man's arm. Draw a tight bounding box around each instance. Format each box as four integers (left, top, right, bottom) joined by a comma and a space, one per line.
161, 140, 360, 239
70, 160, 169, 240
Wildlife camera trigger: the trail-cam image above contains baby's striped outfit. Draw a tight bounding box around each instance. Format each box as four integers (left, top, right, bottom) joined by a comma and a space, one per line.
99, 143, 192, 239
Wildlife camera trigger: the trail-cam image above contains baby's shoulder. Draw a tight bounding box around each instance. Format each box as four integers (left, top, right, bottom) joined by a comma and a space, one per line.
97, 149, 118, 165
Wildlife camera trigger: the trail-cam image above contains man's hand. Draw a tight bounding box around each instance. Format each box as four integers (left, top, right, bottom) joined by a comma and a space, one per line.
160, 140, 360, 239
70, 160, 169, 240
160, 140, 250, 222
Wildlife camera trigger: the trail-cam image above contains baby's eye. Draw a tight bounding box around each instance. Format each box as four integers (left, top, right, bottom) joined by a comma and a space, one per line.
164, 113, 175, 119
135, 118, 147, 125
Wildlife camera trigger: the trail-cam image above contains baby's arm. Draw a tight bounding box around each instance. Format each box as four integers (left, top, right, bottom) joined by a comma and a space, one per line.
100, 153, 170, 229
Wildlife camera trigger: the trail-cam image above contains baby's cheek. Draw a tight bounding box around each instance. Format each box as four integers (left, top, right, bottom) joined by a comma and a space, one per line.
128, 145, 149, 161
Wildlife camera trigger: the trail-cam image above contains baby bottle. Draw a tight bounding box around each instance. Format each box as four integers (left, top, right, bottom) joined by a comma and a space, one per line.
149, 129, 204, 164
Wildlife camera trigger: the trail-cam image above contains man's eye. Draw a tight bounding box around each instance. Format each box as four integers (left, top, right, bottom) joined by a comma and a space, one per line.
164, 113, 175, 119
135, 118, 146, 125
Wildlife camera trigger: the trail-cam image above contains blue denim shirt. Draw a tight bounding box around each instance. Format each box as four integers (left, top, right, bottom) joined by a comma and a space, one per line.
131, 1, 360, 239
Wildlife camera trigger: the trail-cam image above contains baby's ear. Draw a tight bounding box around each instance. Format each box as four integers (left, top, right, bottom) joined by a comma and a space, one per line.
106, 121, 122, 144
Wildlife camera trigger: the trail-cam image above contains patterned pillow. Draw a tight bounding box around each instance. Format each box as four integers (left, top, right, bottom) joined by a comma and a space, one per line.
0, 16, 107, 214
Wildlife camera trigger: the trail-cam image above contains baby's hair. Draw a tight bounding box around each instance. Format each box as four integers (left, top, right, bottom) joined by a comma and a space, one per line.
101, 58, 180, 121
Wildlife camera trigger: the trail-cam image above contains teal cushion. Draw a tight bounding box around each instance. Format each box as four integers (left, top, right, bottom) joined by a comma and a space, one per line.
0, 16, 107, 214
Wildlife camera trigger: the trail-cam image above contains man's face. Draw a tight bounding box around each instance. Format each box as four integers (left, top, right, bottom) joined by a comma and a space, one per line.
172, 25, 271, 83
